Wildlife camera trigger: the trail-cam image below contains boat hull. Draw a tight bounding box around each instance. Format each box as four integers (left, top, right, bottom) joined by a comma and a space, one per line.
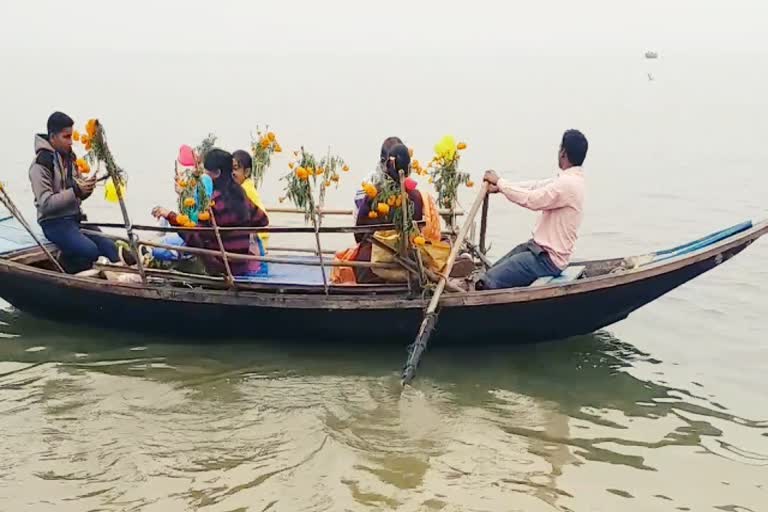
0, 236, 754, 344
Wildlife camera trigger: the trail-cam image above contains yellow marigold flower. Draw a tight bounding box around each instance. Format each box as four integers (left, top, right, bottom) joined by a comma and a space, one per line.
365, 184, 377, 199
331, 174, 340, 182
75, 158, 90, 174
183, 197, 196, 207
274, 144, 282, 153
267, 132, 276, 142
186, 221, 197, 227
457, 142, 467, 150
412, 235, 426, 246
324, 180, 331, 187
80, 134, 90, 146
342, 164, 350, 172
176, 214, 190, 225
434, 135, 457, 161
260, 138, 271, 149
296, 168, 309, 180
377, 202, 390, 215
197, 211, 210, 221
387, 196, 396, 206
316, 167, 325, 176
73, 131, 81, 142
466, 180, 474, 187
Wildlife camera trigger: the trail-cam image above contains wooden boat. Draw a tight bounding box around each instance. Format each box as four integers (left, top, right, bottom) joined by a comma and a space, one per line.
0, 216, 765, 344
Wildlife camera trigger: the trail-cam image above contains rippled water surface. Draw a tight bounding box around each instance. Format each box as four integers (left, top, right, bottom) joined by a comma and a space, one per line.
1, 42, 767, 511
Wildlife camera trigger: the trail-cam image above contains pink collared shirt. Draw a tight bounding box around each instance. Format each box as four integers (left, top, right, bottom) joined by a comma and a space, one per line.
496, 167, 585, 269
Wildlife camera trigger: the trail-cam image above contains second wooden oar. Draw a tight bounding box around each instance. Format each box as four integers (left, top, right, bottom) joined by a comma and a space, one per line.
401, 181, 490, 386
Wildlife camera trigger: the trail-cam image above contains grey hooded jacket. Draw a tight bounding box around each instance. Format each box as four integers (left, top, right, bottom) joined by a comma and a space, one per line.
28, 134, 84, 223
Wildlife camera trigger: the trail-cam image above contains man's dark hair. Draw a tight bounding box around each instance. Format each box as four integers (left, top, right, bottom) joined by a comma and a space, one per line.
47, 112, 74, 136
561, 129, 588, 166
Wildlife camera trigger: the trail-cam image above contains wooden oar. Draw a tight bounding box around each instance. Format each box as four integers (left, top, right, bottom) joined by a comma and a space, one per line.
401, 182, 490, 386
0, 186, 65, 273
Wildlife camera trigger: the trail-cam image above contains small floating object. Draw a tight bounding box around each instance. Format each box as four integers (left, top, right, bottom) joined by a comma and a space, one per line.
645, 51, 659, 59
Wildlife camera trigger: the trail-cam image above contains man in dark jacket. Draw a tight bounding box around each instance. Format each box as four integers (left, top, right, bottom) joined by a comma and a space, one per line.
28, 112, 119, 273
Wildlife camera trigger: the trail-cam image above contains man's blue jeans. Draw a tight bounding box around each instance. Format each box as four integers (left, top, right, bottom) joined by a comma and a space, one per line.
40, 216, 119, 273
477, 240, 561, 290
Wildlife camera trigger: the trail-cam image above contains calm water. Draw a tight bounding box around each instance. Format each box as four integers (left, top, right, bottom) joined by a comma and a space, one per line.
0, 50, 767, 511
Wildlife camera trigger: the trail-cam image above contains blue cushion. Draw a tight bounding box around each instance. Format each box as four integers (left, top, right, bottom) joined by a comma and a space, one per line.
530, 265, 586, 287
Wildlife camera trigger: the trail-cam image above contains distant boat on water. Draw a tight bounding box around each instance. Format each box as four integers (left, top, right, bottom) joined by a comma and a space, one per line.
645, 51, 659, 59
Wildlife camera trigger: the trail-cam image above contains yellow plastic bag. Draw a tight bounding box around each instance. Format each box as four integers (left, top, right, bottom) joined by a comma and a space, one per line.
371, 230, 451, 282
371, 230, 408, 282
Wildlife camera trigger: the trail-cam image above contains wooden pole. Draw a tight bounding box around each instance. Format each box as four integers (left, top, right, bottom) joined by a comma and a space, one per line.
111, 178, 147, 284
479, 193, 490, 255
209, 209, 235, 287
82, 229, 402, 269
308, 196, 329, 295
398, 170, 418, 294
401, 182, 489, 386
81, 221, 424, 235
264, 206, 465, 216
93, 121, 147, 283
0, 187, 65, 273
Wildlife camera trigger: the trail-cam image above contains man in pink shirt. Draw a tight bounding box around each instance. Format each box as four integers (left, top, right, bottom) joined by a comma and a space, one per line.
476, 129, 588, 290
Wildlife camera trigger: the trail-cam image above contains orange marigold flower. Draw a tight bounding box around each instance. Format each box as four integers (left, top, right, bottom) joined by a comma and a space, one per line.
368, 211, 378, 219
331, 174, 340, 182
457, 142, 467, 150
197, 211, 211, 221
387, 196, 396, 206
267, 132, 276, 142
86, 119, 97, 138
73, 131, 81, 142
377, 203, 390, 215
183, 197, 196, 207
362, 183, 377, 199
274, 144, 282, 153
176, 214, 190, 225
76, 158, 90, 174
413, 235, 426, 246
466, 180, 474, 187
296, 167, 309, 180
342, 164, 350, 172
395, 197, 402, 207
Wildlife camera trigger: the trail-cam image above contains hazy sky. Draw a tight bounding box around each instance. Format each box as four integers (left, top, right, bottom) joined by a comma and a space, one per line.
1, 0, 765, 56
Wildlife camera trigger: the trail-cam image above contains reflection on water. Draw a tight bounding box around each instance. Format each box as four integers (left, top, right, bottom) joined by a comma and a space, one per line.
0, 308, 765, 511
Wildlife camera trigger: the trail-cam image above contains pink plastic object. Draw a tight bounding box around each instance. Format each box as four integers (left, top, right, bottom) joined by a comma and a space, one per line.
177, 145, 196, 167
404, 177, 418, 192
